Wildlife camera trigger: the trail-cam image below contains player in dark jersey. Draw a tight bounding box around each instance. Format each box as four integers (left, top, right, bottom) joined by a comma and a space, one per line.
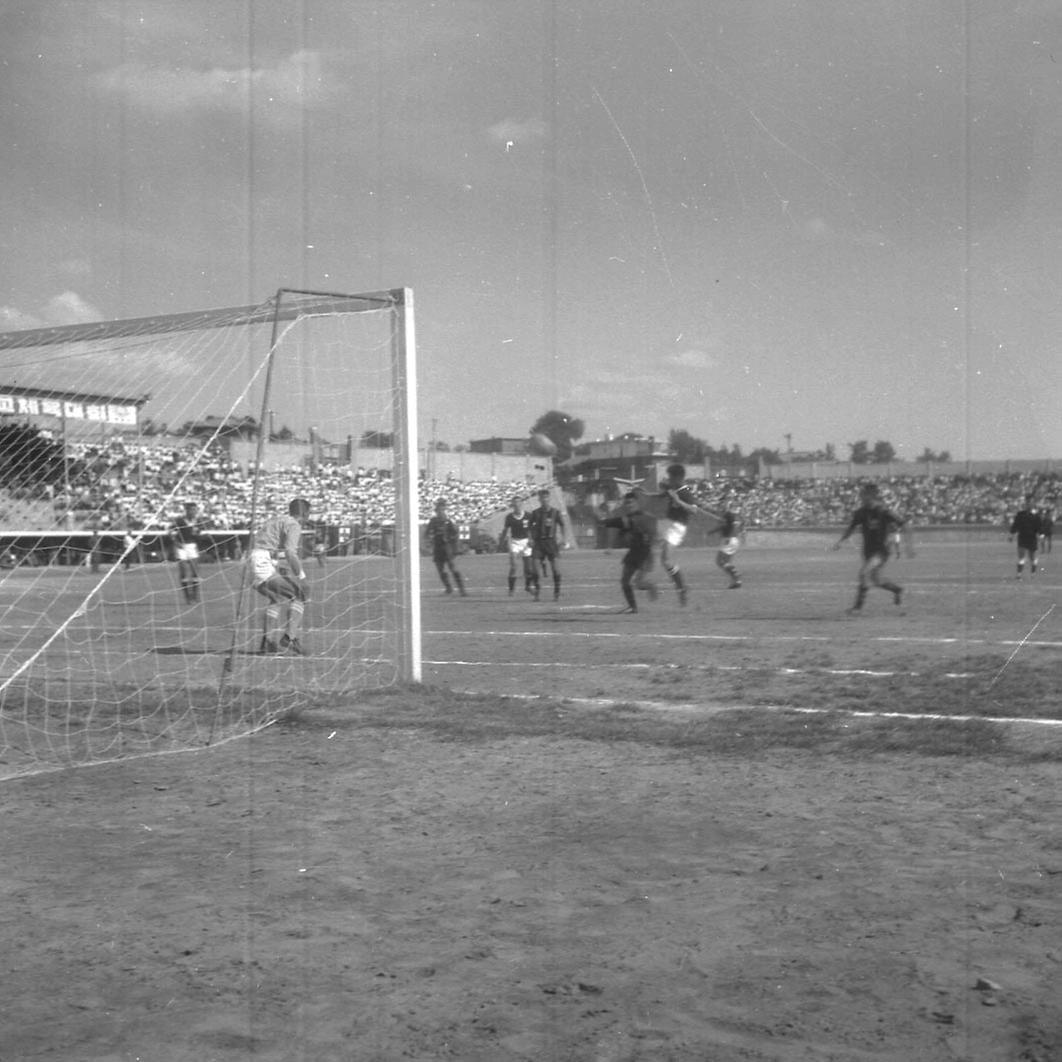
599, 492, 659, 613
500, 495, 535, 596
424, 499, 467, 596
832, 483, 906, 615
1009, 495, 1043, 577
656, 463, 720, 605
528, 488, 569, 601
170, 501, 205, 604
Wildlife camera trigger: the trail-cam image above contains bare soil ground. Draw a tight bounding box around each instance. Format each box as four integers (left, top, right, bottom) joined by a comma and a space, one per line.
2, 541, 1060, 1060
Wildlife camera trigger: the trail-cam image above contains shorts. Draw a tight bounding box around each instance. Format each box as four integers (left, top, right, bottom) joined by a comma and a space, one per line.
175, 542, 199, 563
508, 538, 533, 558
534, 541, 560, 562
663, 520, 688, 548
251, 549, 305, 600
250, 547, 280, 586
717, 536, 740, 557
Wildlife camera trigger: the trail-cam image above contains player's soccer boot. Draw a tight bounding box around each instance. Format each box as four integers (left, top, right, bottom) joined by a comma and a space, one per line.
678, 587, 688, 606
893, 587, 903, 607
618, 605, 638, 614
286, 638, 307, 657
258, 636, 280, 654
729, 579, 742, 589
844, 607, 863, 617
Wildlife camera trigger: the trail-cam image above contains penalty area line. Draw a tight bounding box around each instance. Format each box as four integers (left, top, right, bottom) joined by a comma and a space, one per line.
459, 690, 1062, 729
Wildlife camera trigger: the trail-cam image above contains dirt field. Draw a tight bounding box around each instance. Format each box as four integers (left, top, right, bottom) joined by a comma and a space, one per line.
2, 541, 1061, 1060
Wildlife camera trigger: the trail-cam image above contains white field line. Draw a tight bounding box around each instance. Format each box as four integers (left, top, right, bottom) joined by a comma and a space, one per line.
472, 691, 1062, 729
427, 659, 977, 678
426, 629, 1062, 648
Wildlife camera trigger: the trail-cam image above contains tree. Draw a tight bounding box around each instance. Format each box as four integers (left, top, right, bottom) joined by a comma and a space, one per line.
871, 440, 897, 464
668, 429, 708, 464
848, 440, 871, 464
917, 447, 951, 463
748, 446, 782, 466
530, 410, 585, 463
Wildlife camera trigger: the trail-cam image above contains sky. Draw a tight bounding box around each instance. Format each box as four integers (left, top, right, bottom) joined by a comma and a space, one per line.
2, 0, 1062, 461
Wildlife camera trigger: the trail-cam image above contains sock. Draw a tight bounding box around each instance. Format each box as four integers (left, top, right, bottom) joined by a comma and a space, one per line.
287, 600, 305, 639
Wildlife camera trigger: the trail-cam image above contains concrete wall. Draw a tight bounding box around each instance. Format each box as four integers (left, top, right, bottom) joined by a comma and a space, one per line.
764, 459, 1062, 481
226, 441, 553, 484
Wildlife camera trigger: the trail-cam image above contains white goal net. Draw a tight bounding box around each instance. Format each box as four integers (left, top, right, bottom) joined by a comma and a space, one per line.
0, 287, 420, 779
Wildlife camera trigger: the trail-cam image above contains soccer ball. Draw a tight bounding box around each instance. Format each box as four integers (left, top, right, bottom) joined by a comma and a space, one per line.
528, 432, 558, 457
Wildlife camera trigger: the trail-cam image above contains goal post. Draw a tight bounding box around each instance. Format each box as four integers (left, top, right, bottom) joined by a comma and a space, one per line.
0, 286, 421, 779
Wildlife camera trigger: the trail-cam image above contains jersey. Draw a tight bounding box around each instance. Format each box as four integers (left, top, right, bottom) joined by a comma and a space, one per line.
255, 512, 304, 559
1010, 509, 1042, 550
425, 515, 459, 559
661, 483, 697, 525
602, 512, 655, 566
503, 511, 532, 542
845, 505, 905, 559
529, 506, 564, 545
171, 516, 203, 545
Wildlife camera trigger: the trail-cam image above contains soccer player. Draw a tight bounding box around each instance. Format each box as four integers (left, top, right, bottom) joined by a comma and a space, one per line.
499, 495, 534, 596
424, 498, 467, 596
170, 501, 204, 604
715, 508, 743, 589
656, 463, 717, 605
528, 488, 569, 601
249, 497, 311, 655
1009, 495, 1042, 578
1040, 505, 1054, 555
599, 492, 659, 613
832, 483, 906, 615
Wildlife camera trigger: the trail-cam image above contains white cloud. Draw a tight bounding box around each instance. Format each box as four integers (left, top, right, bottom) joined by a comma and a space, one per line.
95, 49, 333, 118
0, 292, 103, 332
44, 292, 105, 326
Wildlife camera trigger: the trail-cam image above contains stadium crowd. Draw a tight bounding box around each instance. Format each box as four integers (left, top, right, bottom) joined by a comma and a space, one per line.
25, 436, 1062, 536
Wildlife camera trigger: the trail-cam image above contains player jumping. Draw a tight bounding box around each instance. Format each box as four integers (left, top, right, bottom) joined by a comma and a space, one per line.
656, 463, 720, 605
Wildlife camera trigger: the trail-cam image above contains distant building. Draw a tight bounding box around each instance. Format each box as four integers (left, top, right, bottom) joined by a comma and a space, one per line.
565, 435, 702, 485
469, 437, 532, 455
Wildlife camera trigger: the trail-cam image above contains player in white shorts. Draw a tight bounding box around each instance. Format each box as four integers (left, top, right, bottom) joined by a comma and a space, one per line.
715, 509, 742, 589
250, 497, 311, 655
656, 463, 721, 605
500, 495, 535, 596
170, 501, 204, 604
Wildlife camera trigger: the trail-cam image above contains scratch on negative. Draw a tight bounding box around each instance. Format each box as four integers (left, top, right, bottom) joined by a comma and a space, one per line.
988, 603, 1056, 689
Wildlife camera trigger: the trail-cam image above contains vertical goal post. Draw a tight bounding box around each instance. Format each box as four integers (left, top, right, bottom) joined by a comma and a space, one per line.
0, 286, 421, 779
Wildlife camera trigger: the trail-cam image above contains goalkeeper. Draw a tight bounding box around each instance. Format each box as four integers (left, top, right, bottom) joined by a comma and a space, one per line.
250, 497, 311, 655
599, 492, 659, 613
